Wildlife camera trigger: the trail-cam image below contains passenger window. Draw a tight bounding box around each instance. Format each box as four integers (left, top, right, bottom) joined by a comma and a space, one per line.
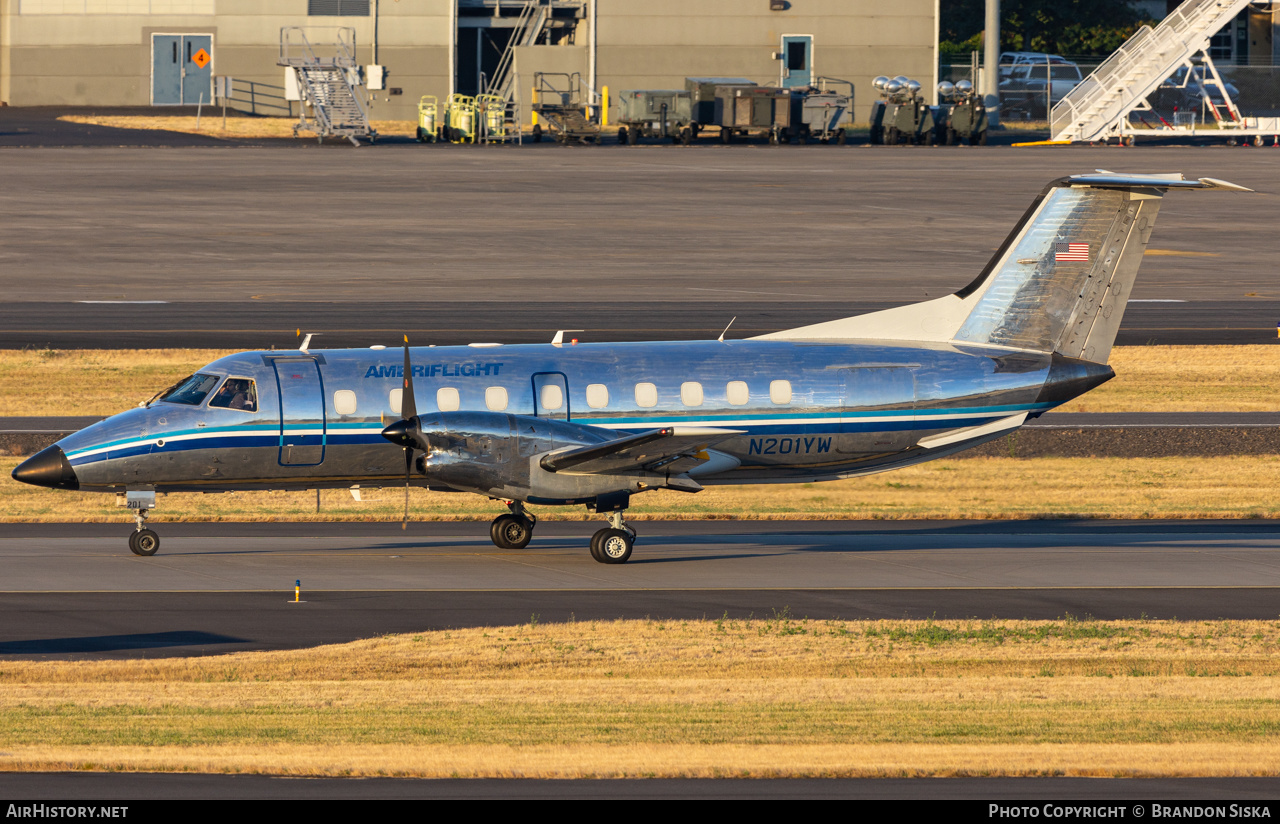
437, 387, 460, 412
586, 384, 609, 409
770, 380, 792, 405
635, 382, 658, 408
540, 384, 564, 411
208, 378, 258, 412
726, 381, 749, 406
389, 388, 403, 415
486, 386, 508, 411
680, 381, 703, 407
331, 389, 357, 416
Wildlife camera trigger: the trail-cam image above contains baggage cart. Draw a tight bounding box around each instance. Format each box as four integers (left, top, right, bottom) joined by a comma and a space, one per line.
530, 72, 600, 144
615, 89, 695, 145
794, 78, 854, 143
714, 85, 792, 144
685, 77, 754, 127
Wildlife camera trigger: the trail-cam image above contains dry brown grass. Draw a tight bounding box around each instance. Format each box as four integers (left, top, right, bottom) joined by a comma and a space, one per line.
0, 346, 1274, 418
1, 619, 1279, 777
5, 454, 1280, 522
58, 115, 417, 140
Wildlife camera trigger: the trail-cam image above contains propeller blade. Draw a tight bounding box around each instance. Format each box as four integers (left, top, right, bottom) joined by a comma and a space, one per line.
401, 334, 417, 421
403, 446, 412, 530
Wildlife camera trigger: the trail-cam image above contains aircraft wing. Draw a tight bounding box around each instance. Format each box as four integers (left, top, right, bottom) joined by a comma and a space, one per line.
540, 426, 744, 475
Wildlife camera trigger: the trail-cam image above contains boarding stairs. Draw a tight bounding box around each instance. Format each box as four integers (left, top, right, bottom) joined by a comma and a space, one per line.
279, 26, 376, 146
1049, 0, 1263, 143
484, 1, 553, 104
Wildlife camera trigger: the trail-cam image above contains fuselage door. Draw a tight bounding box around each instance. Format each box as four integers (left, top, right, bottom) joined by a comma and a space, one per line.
839, 367, 917, 454
273, 358, 326, 466
531, 372, 570, 422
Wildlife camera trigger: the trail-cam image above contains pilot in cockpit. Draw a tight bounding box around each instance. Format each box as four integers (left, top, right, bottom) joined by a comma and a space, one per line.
210, 378, 257, 412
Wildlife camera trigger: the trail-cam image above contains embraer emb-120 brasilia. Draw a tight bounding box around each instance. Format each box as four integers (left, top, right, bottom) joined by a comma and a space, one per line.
13, 172, 1249, 563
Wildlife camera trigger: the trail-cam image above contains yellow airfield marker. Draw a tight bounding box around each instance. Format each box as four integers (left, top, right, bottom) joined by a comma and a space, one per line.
289, 579, 305, 604
1011, 139, 1072, 147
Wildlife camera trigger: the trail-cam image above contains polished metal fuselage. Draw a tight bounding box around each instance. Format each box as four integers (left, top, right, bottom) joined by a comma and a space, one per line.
54, 338, 1101, 503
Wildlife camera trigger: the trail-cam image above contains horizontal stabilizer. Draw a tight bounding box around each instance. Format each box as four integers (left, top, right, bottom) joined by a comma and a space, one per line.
540, 426, 743, 475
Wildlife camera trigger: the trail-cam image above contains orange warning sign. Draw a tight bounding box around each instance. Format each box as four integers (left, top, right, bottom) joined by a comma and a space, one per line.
192, 48, 210, 69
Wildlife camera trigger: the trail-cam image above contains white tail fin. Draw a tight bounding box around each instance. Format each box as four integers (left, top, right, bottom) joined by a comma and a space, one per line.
756, 173, 1249, 363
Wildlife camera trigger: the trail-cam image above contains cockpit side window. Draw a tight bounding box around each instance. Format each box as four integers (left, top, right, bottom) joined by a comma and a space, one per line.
208, 378, 258, 412
157, 373, 221, 406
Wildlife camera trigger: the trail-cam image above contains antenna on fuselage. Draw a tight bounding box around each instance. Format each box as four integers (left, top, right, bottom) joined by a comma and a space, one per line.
297, 329, 317, 352
717, 317, 737, 342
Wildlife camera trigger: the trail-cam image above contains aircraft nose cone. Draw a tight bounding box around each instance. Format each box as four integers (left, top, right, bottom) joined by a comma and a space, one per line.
12, 445, 79, 490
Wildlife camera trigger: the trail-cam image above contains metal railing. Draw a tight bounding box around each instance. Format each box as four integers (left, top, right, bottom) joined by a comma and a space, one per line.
1050, 0, 1254, 141
279, 26, 358, 68
219, 78, 292, 117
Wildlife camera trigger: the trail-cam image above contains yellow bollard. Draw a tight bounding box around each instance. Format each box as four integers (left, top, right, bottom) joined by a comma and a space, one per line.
294, 579, 300, 603
602, 85, 609, 128
531, 86, 538, 128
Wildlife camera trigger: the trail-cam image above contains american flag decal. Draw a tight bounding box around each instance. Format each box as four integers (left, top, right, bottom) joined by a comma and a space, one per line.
1055, 242, 1089, 262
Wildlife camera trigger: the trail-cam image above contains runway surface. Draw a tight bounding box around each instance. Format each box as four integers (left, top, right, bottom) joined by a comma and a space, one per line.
2, 520, 1278, 659
3, 298, 1276, 349
1, 147, 1275, 331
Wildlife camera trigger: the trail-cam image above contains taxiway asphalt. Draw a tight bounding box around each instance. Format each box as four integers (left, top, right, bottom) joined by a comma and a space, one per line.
0, 147, 1275, 319
1, 520, 1277, 659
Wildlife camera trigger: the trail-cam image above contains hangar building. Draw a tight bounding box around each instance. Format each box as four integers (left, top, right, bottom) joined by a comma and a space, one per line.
0, 0, 939, 122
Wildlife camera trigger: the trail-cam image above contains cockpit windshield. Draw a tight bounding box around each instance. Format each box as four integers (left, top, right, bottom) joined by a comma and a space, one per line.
155, 373, 221, 406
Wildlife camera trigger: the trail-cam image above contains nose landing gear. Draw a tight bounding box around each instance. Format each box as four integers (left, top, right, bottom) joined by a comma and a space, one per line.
128, 507, 160, 556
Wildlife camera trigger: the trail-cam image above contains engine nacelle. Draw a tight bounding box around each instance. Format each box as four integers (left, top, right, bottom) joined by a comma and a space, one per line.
411, 411, 667, 506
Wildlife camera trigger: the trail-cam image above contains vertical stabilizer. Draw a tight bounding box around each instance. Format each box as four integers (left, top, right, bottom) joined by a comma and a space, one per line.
756, 173, 1249, 362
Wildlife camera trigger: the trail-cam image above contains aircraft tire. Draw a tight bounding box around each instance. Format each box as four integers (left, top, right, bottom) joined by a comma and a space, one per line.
590, 528, 607, 561
595, 529, 633, 564
493, 515, 532, 550
129, 529, 160, 557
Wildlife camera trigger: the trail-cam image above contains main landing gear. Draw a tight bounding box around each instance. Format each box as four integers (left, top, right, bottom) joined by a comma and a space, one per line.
128, 508, 160, 556
590, 511, 635, 565
491, 501, 536, 549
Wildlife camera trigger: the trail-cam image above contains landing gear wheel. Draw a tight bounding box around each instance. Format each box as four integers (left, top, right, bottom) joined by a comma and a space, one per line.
491, 515, 533, 549
589, 529, 605, 562
594, 528, 633, 564
129, 529, 160, 557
